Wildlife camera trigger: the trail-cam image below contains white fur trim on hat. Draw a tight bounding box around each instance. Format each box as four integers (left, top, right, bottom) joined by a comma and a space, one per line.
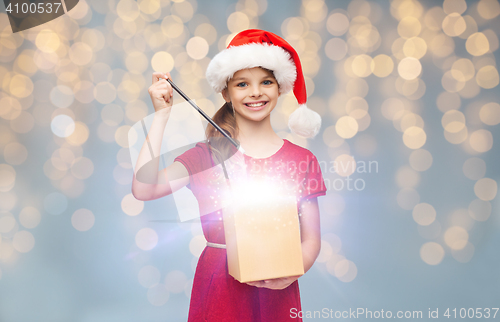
206, 43, 297, 94
288, 104, 322, 138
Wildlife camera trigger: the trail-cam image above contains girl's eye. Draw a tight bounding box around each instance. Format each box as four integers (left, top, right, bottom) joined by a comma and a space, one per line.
263, 80, 273, 85
236, 82, 247, 87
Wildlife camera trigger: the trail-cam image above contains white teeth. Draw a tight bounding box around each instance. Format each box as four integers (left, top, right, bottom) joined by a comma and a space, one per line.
247, 102, 265, 107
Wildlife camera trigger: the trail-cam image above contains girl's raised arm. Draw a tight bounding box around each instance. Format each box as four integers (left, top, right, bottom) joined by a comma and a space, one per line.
131, 72, 189, 201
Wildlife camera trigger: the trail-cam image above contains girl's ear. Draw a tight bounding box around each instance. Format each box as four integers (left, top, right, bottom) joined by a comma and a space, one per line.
222, 88, 231, 103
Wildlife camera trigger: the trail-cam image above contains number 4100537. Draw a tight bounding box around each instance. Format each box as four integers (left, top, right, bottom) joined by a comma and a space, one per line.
6, 2, 62, 14
444, 308, 499, 319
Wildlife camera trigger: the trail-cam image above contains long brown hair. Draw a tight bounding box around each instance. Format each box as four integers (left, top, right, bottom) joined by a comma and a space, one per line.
205, 101, 239, 167
205, 101, 238, 142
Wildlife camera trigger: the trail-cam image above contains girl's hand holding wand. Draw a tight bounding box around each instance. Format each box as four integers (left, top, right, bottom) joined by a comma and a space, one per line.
149, 71, 174, 116
132, 71, 190, 201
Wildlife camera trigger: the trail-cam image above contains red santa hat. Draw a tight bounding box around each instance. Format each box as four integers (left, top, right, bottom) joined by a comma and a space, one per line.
205, 29, 322, 138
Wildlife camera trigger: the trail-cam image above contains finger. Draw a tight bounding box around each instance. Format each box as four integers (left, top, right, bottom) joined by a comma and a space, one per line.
159, 72, 174, 97
161, 86, 171, 103
165, 72, 172, 79
248, 281, 263, 288
152, 72, 164, 84
157, 78, 173, 99
152, 72, 170, 84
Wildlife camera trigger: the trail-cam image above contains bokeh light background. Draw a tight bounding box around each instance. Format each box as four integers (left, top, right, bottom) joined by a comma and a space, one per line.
0, 0, 499, 321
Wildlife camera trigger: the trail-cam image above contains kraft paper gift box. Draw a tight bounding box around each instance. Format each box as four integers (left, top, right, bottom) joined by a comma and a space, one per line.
223, 186, 304, 283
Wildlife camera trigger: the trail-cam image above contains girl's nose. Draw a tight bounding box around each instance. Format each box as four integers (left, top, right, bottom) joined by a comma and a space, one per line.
250, 85, 262, 97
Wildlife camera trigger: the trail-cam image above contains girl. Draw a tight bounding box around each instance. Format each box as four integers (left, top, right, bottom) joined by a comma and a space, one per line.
132, 29, 327, 322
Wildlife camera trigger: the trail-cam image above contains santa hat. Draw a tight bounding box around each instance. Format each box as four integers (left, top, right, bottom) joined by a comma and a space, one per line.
205, 29, 321, 138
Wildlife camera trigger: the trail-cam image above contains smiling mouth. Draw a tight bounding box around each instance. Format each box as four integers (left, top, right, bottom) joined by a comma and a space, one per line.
244, 101, 268, 107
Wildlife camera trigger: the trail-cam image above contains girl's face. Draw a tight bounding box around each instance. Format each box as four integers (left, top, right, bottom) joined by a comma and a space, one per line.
222, 67, 280, 123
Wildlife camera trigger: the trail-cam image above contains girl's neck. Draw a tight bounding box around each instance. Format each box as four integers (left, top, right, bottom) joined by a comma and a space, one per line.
235, 114, 283, 157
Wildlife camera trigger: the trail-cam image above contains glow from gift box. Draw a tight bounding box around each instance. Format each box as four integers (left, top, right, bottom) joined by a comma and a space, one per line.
229, 179, 292, 207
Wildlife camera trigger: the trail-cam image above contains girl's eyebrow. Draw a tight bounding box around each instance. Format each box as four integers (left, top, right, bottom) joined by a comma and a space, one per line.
232, 75, 274, 82
231, 77, 248, 82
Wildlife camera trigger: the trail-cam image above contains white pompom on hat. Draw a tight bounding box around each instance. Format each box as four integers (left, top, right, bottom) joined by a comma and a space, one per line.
205, 29, 322, 138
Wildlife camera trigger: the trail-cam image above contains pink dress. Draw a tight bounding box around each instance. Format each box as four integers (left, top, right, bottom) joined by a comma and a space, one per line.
174, 139, 327, 322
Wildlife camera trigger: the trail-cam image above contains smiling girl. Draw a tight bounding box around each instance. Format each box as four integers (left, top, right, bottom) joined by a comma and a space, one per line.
132, 29, 327, 322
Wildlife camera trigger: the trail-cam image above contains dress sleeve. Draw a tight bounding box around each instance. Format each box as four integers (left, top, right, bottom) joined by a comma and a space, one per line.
173, 142, 211, 190
173, 143, 228, 217
300, 153, 327, 201
174, 146, 197, 177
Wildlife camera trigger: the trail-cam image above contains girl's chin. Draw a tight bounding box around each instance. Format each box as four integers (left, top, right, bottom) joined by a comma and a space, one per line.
239, 113, 271, 123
